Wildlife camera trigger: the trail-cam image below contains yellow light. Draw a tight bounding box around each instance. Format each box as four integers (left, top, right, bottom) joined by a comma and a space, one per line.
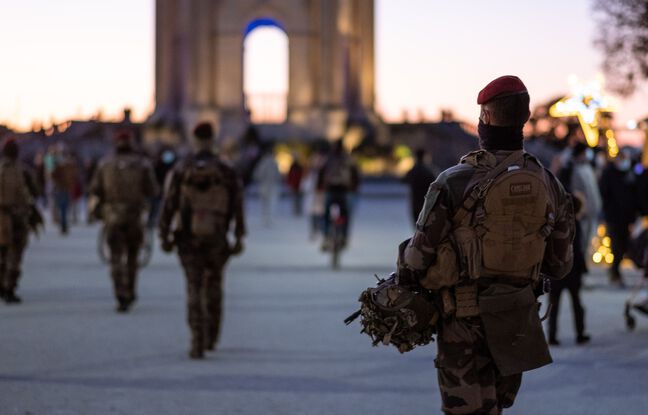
602, 236, 611, 248
605, 253, 615, 264
593, 252, 603, 263
597, 224, 607, 237
605, 129, 615, 139
549, 76, 615, 147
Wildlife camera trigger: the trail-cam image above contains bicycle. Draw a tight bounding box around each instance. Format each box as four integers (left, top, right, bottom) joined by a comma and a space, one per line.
97, 225, 154, 268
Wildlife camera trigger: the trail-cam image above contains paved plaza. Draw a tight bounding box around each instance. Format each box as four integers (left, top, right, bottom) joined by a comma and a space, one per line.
1, 196, 647, 415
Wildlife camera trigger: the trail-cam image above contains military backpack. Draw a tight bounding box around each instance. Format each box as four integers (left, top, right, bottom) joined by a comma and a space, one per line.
101, 155, 148, 225
452, 150, 555, 282
179, 158, 231, 238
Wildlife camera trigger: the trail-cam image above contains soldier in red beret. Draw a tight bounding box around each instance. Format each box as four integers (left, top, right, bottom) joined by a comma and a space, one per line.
394, 76, 575, 413
89, 130, 159, 312
158, 121, 246, 359
0, 137, 42, 303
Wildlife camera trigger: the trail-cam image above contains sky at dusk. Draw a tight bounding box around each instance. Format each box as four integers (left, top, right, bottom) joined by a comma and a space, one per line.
0, 0, 646, 134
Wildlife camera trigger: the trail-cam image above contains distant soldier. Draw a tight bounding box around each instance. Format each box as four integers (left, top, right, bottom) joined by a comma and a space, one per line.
89, 131, 159, 312
0, 138, 42, 304
159, 122, 246, 359
397, 76, 575, 414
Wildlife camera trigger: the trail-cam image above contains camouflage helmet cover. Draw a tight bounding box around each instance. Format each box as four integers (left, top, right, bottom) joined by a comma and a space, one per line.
347, 274, 439, 353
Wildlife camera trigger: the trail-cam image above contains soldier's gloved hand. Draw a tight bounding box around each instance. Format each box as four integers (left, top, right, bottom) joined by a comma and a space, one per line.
231, 238, 244, 256
160, 234, 174, 253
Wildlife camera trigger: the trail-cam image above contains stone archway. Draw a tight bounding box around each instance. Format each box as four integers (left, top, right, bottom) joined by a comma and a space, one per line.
243, 18, 289, 124
152, 0, 376, 141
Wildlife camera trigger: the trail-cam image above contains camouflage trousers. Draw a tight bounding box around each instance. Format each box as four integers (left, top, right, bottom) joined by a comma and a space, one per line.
106, 222, 143, 303
0, 224, 28, 293
435, 318, 522, 415
178, 238, 230, 349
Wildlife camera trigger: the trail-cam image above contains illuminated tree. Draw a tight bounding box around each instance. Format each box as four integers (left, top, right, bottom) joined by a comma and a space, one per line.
593, 0, 648, 95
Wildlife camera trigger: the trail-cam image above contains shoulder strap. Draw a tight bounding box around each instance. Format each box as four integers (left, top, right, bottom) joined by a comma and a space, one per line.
452, 150, 525, 224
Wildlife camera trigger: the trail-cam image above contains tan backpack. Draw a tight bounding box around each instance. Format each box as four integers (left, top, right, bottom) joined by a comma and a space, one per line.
103, 155, 146, 206
180, 159, 231, 238
100, 155, 148, 225
0, 159, 30, 209
0, 159, 31, 245
452, 151, 555, 281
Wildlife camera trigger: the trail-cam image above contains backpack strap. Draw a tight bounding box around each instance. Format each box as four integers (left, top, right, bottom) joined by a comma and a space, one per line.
452, 150, 526, 225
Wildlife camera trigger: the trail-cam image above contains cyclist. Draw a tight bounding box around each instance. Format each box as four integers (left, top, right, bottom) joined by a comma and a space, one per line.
317, 140, 359, 251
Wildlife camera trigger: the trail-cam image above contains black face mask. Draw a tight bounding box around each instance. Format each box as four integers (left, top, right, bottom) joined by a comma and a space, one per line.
478, 120, 524, 151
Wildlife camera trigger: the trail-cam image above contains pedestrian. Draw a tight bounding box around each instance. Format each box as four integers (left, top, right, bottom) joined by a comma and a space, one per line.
303, 151, 326, 240
401, 148, 436, 227
600, 148, 637, 287
0, 138, 42, 304
547, 193, 591, 346
51, 144, 77, 235
396, 76, 575, 414
317, 140, 359, 250
253, 143, 281, 226
286, 154, 304, 216
89, 131, 159, 312
557, 141, 602, 255
159, 122, 246, 359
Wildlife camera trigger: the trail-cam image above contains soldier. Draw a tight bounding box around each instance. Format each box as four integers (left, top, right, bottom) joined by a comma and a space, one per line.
396, 76, 575, 414
158, 122, 246, 359
0, 138, 42, 304
89, 131, 159, 312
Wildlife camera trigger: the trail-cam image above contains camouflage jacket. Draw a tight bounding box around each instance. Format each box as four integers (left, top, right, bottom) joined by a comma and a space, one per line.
158, 150, 246, 241
398, 149, 575, 285
90, 151, 159, 209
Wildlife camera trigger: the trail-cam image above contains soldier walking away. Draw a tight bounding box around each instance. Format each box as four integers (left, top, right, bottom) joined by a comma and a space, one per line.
396, 76, 575, 414
89, 131, 159, 313
158, 122, 246, 359
401, 148, 436, 227
0, 138, 43, 304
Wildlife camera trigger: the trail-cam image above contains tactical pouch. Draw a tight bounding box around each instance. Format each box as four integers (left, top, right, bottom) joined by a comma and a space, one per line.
478, 284, 552, 376
0, 211, 13, 245
455, 284, 479, 318
453, 226, 482, 279
421, 239, 459, 290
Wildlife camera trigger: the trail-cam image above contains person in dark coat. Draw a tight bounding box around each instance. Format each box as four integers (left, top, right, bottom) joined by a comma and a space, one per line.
599, 149, 638, 286
548, 193, 590, 345
401, 149, 436, 226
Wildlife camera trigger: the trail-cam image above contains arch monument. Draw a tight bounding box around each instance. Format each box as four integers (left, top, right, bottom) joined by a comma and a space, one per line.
151, 0, 377, 141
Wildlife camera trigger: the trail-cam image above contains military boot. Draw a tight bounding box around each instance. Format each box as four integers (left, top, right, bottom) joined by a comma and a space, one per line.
190, 334, 205, 359
116, 297, 130, 313
4, 290, 22, 304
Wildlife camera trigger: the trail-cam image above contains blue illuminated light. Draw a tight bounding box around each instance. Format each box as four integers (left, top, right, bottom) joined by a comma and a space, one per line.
244, 18, 286, 36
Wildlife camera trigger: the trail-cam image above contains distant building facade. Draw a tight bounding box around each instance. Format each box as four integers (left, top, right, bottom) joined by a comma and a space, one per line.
151, 0, 377, 141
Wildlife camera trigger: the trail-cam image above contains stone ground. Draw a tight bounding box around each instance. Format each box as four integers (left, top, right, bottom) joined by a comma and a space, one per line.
1, 196, 647, 415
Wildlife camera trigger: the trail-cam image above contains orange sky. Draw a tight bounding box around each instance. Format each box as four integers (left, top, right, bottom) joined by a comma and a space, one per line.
0, 0, 646, 142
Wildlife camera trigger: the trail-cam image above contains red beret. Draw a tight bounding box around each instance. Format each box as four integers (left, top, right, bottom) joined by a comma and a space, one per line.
193, 122, 213, 140
477, 75, 528, 105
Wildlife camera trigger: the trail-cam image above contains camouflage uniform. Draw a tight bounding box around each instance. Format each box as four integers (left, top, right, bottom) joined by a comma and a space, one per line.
0, 156, 39, 303
158, 149, 245, 358
90, 150, 158, 311
398, 150, 574, 414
